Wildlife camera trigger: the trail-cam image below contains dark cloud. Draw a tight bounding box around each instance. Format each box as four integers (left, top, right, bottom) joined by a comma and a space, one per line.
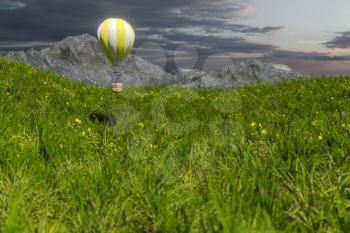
236, 26, 285, 34
265, 50, 350, 61
135, 25, 280, 71
138, 31, 279, 71
138, 26, 278, 53
0, 0, 282, 50
324, 31, 350, 49
0, 0, 27, 10
200, 24, 285, 35
0, 0, 239, 40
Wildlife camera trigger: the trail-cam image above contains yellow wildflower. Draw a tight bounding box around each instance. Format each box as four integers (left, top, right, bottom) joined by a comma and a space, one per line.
75, 118, 82, 124
250, 121, 256, 127
149, 144, 158, 149
138, 122, 145, 128
261, 129, 267, 135
81, 131, 86, 136
87, 128, 92, 133
318, 133, 323, 140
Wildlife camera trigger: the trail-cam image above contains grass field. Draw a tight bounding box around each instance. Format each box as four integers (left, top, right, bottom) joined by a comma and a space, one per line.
1, 56, 350, 233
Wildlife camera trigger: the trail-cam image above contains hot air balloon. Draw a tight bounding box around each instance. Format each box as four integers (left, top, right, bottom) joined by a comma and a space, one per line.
97, 18, 135, 93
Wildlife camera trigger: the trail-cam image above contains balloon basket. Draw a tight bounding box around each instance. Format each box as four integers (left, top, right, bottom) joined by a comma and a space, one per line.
112, 83, 123, 93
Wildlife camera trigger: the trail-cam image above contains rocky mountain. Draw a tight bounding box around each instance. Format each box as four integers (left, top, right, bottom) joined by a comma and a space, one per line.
179, 60, 308, 88
5, 34, 309, 88
6, 34, 176, 87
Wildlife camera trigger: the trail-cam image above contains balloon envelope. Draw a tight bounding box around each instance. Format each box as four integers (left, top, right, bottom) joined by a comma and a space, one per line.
97, 18, 135, 66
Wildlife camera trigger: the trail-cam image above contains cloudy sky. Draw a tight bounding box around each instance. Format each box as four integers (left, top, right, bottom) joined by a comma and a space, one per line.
1, 0, 350, 75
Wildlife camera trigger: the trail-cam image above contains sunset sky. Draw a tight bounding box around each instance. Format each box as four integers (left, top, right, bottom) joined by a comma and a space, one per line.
1, 0, 350, 75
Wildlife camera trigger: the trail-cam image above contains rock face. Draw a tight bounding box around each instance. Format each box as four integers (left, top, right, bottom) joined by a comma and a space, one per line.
5, 33, 309, 88
170, 69, 207, 85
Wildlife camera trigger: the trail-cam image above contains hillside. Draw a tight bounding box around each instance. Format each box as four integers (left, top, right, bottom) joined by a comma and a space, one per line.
1, 57, 350, 232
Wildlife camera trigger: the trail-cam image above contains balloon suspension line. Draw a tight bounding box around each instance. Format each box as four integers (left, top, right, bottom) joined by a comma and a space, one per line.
112, 63, 119, 81
113, 71, 121, 83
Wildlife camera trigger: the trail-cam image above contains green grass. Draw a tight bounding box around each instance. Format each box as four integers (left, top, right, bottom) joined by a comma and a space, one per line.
1, 56, 350, 233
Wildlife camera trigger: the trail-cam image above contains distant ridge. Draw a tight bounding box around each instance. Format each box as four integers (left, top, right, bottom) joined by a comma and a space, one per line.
5, 34, 309, 87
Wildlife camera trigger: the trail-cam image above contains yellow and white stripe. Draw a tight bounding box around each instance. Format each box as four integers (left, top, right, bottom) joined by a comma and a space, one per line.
97, 18, 135, 65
